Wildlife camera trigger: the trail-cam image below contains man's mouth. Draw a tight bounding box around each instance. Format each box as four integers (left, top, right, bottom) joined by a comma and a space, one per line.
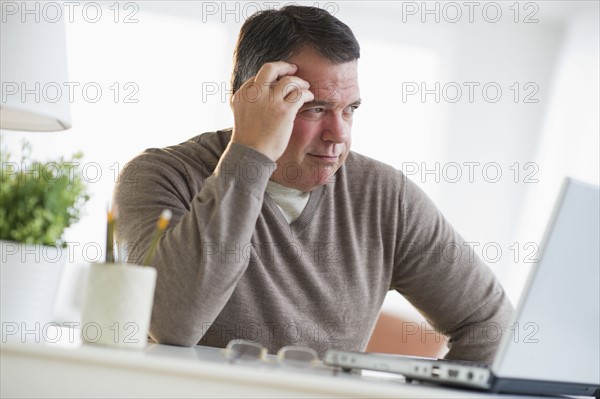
308, 153, 340, 162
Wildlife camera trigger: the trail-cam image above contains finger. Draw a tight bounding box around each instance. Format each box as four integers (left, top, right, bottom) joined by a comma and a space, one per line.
277, 75, 310, 90
277, 75, 310, 87
286, 88, 314, 110
254, 61, 298, 87
277, 76, 310, 99
231, 68, 305, 106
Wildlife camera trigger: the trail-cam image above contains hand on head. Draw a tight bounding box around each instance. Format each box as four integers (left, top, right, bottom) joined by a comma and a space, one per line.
230, 61, 315, 161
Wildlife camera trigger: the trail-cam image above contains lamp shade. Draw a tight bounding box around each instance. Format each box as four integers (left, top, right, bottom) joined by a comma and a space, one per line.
0, 5, 71, 131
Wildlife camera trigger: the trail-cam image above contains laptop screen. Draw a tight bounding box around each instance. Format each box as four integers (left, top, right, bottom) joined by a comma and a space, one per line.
492, 178, 600, 384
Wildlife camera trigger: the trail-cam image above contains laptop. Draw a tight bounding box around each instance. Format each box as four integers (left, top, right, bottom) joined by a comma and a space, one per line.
324, 177, 600, 397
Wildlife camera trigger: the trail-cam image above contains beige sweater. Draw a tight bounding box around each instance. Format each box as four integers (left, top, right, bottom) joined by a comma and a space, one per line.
113, 129, 513, 364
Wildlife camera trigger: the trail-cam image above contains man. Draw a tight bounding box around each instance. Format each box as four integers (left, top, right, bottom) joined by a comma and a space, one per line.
114, 5, 513, 364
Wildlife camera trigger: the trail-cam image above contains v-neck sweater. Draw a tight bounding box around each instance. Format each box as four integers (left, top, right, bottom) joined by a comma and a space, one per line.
113, 129, 513, 364
265, 180, 310, 223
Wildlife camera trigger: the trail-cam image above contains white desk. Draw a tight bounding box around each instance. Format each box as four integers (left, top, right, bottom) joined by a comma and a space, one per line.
1, 339, 522, 398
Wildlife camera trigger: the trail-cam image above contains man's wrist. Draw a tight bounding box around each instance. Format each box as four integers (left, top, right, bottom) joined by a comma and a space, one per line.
216, 141, 277, 193
230, 138, 279, 162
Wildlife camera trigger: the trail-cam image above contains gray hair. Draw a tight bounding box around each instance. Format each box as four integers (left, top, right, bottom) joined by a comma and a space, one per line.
231, 5, 360, 93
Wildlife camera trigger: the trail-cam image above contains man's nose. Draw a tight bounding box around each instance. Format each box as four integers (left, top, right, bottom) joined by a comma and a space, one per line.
321, 113, 347, 143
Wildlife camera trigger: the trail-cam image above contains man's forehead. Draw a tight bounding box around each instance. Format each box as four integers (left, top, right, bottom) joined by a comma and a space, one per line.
288, 47, 359, 99
307, 78, 358, 90
295, 63, 358, 87
290, 49, 358, 78
308, 81, 360, 105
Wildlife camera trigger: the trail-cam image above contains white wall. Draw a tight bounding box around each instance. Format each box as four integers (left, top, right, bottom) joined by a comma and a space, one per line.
1, 1, 597, 323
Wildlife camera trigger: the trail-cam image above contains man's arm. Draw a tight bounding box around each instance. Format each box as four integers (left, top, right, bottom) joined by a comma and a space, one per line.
114, 141, 274, 346
113, 62, 313, 347
392, 176, 514, 364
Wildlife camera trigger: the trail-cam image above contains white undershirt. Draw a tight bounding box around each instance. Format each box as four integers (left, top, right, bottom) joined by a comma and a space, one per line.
265, 180, 310, 223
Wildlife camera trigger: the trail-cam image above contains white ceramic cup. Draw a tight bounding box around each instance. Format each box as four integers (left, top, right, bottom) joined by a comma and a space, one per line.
0, 241, 66, 332
80, 263, 157, 349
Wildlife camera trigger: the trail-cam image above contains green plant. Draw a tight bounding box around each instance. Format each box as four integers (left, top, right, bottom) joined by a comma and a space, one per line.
0, 138, 90, 247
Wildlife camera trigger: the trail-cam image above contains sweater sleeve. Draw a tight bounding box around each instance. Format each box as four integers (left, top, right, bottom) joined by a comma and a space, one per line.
113, 141, 276, 347
391, 176, 514, 365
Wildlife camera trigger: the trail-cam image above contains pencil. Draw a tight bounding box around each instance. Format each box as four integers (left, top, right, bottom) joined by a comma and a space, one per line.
105, 205, 116, 263
112, 205, 120, 263
142, 209, 172, 266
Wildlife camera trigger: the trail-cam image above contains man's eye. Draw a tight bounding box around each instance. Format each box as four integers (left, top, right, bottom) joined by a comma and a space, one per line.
344, 105, 359, 115
308, 107, 325, 113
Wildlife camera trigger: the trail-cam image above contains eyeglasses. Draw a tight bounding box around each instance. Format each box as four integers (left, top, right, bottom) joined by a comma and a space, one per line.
222, 339, 321, 368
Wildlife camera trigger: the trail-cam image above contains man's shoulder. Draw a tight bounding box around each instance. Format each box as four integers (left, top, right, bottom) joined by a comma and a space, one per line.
342, 152, 434, 207
186, 129, 233, 156
126, 129, 232, 172
332, 151, 411, 205
343, 151, 404, 182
